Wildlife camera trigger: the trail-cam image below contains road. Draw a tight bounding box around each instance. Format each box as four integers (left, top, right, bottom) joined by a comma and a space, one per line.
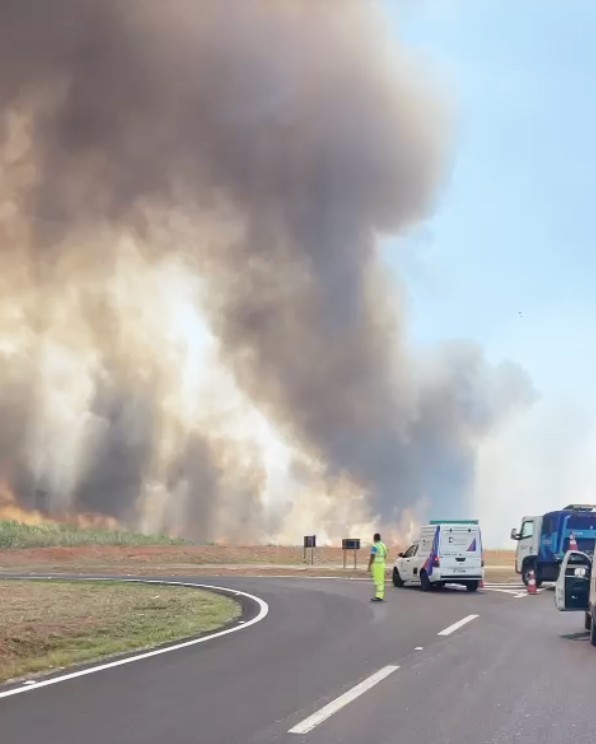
0, 576, 592, 744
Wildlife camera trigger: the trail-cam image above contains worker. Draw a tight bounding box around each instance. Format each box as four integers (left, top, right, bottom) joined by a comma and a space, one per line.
368, 532, 388, 602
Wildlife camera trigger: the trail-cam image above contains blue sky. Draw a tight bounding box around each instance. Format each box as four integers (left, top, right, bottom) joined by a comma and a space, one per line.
382, 1, 596, 543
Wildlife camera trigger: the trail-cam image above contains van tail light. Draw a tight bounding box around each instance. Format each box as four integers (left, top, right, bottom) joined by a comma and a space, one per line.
433, 556, 440, 568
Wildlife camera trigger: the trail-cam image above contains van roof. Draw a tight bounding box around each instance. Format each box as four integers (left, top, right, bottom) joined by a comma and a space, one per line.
429, 520, 479, 525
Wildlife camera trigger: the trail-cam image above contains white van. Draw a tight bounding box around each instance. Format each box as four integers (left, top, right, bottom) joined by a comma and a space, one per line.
392, 520, 484, 592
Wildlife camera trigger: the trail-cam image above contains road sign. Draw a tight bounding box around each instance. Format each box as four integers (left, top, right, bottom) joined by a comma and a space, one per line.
303, 535, 316, 564
342, 538, 361, 569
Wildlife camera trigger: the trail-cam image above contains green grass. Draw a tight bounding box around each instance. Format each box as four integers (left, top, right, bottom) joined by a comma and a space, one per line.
0, 580, 240, 682
0, 520, 186, 549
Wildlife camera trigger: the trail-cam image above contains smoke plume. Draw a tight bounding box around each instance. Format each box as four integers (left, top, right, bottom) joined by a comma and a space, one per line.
0, 0, 535, 542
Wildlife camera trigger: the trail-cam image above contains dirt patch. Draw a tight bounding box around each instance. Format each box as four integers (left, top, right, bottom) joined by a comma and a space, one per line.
0, 545, 516, 584
0, 544, 514, 568
0, 580, 239, 683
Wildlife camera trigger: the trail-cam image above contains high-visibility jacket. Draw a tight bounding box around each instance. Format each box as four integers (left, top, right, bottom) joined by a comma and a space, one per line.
371, 540, 388, 564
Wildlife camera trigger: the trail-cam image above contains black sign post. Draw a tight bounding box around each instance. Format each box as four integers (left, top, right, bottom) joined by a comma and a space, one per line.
342, 538, 361, 570
303, 535, 316, 565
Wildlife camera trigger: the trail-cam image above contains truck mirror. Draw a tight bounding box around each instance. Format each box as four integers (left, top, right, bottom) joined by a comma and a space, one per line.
510, 528, 520, 541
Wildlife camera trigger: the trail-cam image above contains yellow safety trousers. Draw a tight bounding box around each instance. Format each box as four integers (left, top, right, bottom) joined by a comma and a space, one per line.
372, 562, 385, 599
372, 541, 387, 599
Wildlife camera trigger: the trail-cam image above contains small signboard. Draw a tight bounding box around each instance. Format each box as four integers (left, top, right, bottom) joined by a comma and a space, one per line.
342, 538, 361, 569
303, 535, 316, 564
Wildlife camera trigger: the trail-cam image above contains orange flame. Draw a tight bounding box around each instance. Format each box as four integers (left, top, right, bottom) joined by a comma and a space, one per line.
0, 481, 121, 530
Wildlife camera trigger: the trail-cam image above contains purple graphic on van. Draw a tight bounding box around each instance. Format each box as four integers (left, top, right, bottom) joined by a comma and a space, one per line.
424, 527, 440, 576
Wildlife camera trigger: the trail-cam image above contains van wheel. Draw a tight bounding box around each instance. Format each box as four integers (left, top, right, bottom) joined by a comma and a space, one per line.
420, 570, 431, 592
590, 616, 596, 647
392, 568, 405, 588
466, 581, 479, 592
585, 612, 591, 631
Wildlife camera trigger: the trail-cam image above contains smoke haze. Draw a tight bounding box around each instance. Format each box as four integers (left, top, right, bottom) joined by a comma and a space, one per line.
0, 0, 535, 542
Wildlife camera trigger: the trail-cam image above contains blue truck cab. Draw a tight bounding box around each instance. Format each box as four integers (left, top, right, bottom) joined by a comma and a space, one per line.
511, 504, 596, 586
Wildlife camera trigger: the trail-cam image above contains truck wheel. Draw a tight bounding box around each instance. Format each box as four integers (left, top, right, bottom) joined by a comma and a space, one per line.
420, 570, 431, 592
590, 616, 596, 647
466, 581, 479, 592
585, 612, 592, 631
392, 568, 405, 587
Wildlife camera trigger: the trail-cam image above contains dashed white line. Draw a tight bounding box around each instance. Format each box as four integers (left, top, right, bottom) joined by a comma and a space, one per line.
288, 665, 399, 735
0, 580, 269, 700
437, 614, 479, 637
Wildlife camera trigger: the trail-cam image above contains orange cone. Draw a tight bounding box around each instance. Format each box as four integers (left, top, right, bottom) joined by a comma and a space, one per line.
527, 569, 538, 595
569, 533, 578, 551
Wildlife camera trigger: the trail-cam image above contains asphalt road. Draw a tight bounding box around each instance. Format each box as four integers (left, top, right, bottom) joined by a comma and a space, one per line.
0, 576, 593, 744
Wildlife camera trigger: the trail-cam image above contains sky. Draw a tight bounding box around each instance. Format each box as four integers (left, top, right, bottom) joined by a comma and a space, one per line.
383, 0, 596, 545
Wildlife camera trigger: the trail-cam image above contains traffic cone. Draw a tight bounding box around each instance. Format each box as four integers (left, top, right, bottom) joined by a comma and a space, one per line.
527, 569, 538, 595
569, 533, 578, 551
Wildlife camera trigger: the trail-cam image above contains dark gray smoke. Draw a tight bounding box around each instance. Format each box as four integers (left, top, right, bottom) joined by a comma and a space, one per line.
0, 0, 535, 537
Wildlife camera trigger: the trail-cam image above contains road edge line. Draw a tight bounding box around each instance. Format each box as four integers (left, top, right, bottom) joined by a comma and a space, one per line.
0, 578, 269, 700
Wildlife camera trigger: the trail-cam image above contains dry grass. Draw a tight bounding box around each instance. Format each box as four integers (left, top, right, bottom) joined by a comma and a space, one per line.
0, 580, 240, 683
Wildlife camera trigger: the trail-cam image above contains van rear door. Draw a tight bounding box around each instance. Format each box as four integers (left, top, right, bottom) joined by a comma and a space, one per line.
439, 524, 482, 577
555, 550, 591, 611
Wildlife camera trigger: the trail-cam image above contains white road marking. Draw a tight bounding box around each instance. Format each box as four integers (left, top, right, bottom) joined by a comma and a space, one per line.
288, 665, 399, 735
484, 588, 525, 596
437, 614, 479, 636
414, 646, 423, 651
514, 588, 544, 599
0, 580, 269, 700
484, 583, 524, 587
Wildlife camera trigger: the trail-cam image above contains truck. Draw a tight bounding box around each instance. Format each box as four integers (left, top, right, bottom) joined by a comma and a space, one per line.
554, 549, 596, 645
510, 504, 596, 586
393, 520, 484, 592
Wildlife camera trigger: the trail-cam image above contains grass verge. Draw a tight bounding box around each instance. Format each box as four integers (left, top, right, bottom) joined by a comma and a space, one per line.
0, 521, 186, 549
0, 580, 240, 683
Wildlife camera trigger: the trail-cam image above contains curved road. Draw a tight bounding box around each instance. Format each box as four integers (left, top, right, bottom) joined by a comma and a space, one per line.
0, 576, 593, 744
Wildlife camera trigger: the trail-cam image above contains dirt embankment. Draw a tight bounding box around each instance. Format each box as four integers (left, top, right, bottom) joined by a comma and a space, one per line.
0, 545, 516, 580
